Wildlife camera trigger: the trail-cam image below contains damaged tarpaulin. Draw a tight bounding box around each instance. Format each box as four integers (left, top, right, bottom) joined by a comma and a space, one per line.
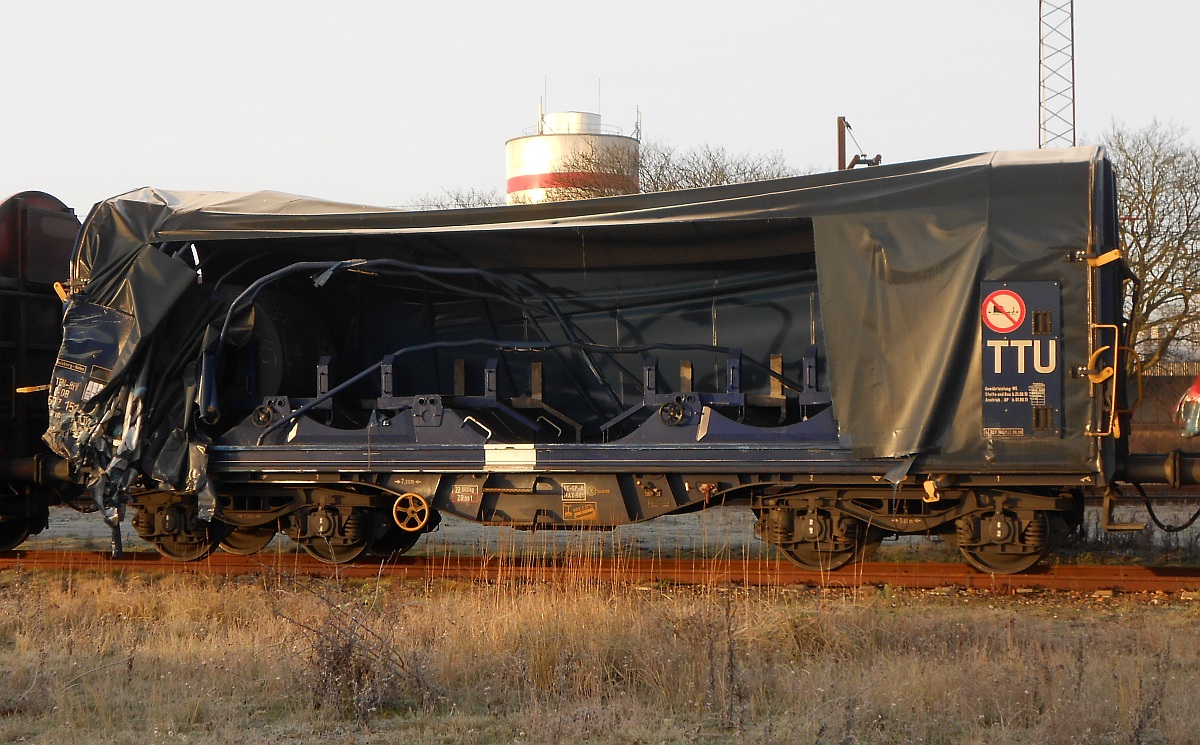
43, 147, 1111, 533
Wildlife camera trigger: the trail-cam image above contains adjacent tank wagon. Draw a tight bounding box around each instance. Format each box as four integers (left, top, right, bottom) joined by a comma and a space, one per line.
0, 192, 79, 550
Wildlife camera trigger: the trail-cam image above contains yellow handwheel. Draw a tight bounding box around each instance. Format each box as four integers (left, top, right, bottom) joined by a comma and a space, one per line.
392, 492, 431, 532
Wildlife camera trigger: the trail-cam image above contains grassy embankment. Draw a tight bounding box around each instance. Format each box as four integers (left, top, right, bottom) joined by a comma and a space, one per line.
5, 504, 1200, 743
2, 559, 1199, 745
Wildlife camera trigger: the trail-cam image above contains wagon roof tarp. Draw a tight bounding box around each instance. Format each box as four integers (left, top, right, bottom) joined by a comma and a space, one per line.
51, 146, 1111, 470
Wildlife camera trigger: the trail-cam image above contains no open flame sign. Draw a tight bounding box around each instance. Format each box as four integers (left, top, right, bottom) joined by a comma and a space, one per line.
982, 289, 1027, 333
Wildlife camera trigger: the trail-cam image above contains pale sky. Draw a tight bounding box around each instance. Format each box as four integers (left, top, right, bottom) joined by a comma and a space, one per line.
3, 0, 1197, 214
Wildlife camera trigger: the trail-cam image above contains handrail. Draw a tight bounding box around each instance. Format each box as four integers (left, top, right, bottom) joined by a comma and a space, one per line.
1086, 324, 1120, 437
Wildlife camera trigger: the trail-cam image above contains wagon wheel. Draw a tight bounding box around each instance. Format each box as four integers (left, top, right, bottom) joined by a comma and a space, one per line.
301, 536, 369, 564
0, 516, 32, 552
152, 530, 221, 562
133, 504, 227, 562
218, 524, 277, 556
957, 510, 1051, 574
777, 515, 884, 572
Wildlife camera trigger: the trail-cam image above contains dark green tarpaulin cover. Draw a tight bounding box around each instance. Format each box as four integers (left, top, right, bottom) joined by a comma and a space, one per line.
47, 147, 1112, 477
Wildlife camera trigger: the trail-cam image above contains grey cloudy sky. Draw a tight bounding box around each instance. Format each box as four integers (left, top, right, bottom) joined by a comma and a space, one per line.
3, 0, 1197, 213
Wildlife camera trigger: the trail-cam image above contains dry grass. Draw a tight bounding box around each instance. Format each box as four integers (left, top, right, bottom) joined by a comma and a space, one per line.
1, 565, 1199, 745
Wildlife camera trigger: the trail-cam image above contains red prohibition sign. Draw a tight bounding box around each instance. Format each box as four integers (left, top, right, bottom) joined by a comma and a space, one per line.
982, 289, 1027, 333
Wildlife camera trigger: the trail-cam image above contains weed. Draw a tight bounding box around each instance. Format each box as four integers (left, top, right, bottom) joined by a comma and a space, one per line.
0, 650, 53, 717
272, 576, 442, 722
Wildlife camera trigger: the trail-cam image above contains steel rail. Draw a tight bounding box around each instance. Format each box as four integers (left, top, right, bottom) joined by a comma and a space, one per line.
3, 550, 1200, 593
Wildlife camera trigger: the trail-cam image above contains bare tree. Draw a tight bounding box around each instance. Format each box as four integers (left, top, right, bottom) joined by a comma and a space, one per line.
1105, 121, 1200, 369
412, 140, 798, 207
527, 140, 643, 202
639, 141, 795, 192
546, 139, 798, 201
408, 187, 504, 210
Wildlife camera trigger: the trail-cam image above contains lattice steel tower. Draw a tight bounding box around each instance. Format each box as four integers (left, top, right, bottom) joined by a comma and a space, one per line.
1039, 0, 1076, 147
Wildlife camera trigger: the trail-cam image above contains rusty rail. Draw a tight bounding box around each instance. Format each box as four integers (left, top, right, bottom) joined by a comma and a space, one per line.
3, 550, 1200, 593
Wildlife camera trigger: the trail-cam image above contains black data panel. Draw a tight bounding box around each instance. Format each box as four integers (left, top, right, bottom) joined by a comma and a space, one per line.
981, 281, 1062, 438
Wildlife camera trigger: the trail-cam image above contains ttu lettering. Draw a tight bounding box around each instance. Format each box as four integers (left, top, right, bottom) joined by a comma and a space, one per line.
986, 339, 1057, 374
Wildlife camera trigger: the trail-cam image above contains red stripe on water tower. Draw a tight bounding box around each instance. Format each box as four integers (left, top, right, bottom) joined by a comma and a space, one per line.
506, 172, 638, 193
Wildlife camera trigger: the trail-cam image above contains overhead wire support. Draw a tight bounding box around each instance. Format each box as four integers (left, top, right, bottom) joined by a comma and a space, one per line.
1039, 0, 1076, 148
836, 117, 882, 170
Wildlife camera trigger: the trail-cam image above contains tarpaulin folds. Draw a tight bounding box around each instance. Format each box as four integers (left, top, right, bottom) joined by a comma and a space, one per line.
46, 147, 1111, 479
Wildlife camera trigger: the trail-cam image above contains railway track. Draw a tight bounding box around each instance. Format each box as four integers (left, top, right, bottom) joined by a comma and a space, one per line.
3, 549, 1199, 594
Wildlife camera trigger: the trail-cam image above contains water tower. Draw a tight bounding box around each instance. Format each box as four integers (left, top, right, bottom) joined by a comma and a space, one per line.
505, 108, 640, 204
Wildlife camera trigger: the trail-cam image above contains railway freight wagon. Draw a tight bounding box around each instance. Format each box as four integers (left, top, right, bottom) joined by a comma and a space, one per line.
41, 147, 1173, 572
0, 192, 79, 550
